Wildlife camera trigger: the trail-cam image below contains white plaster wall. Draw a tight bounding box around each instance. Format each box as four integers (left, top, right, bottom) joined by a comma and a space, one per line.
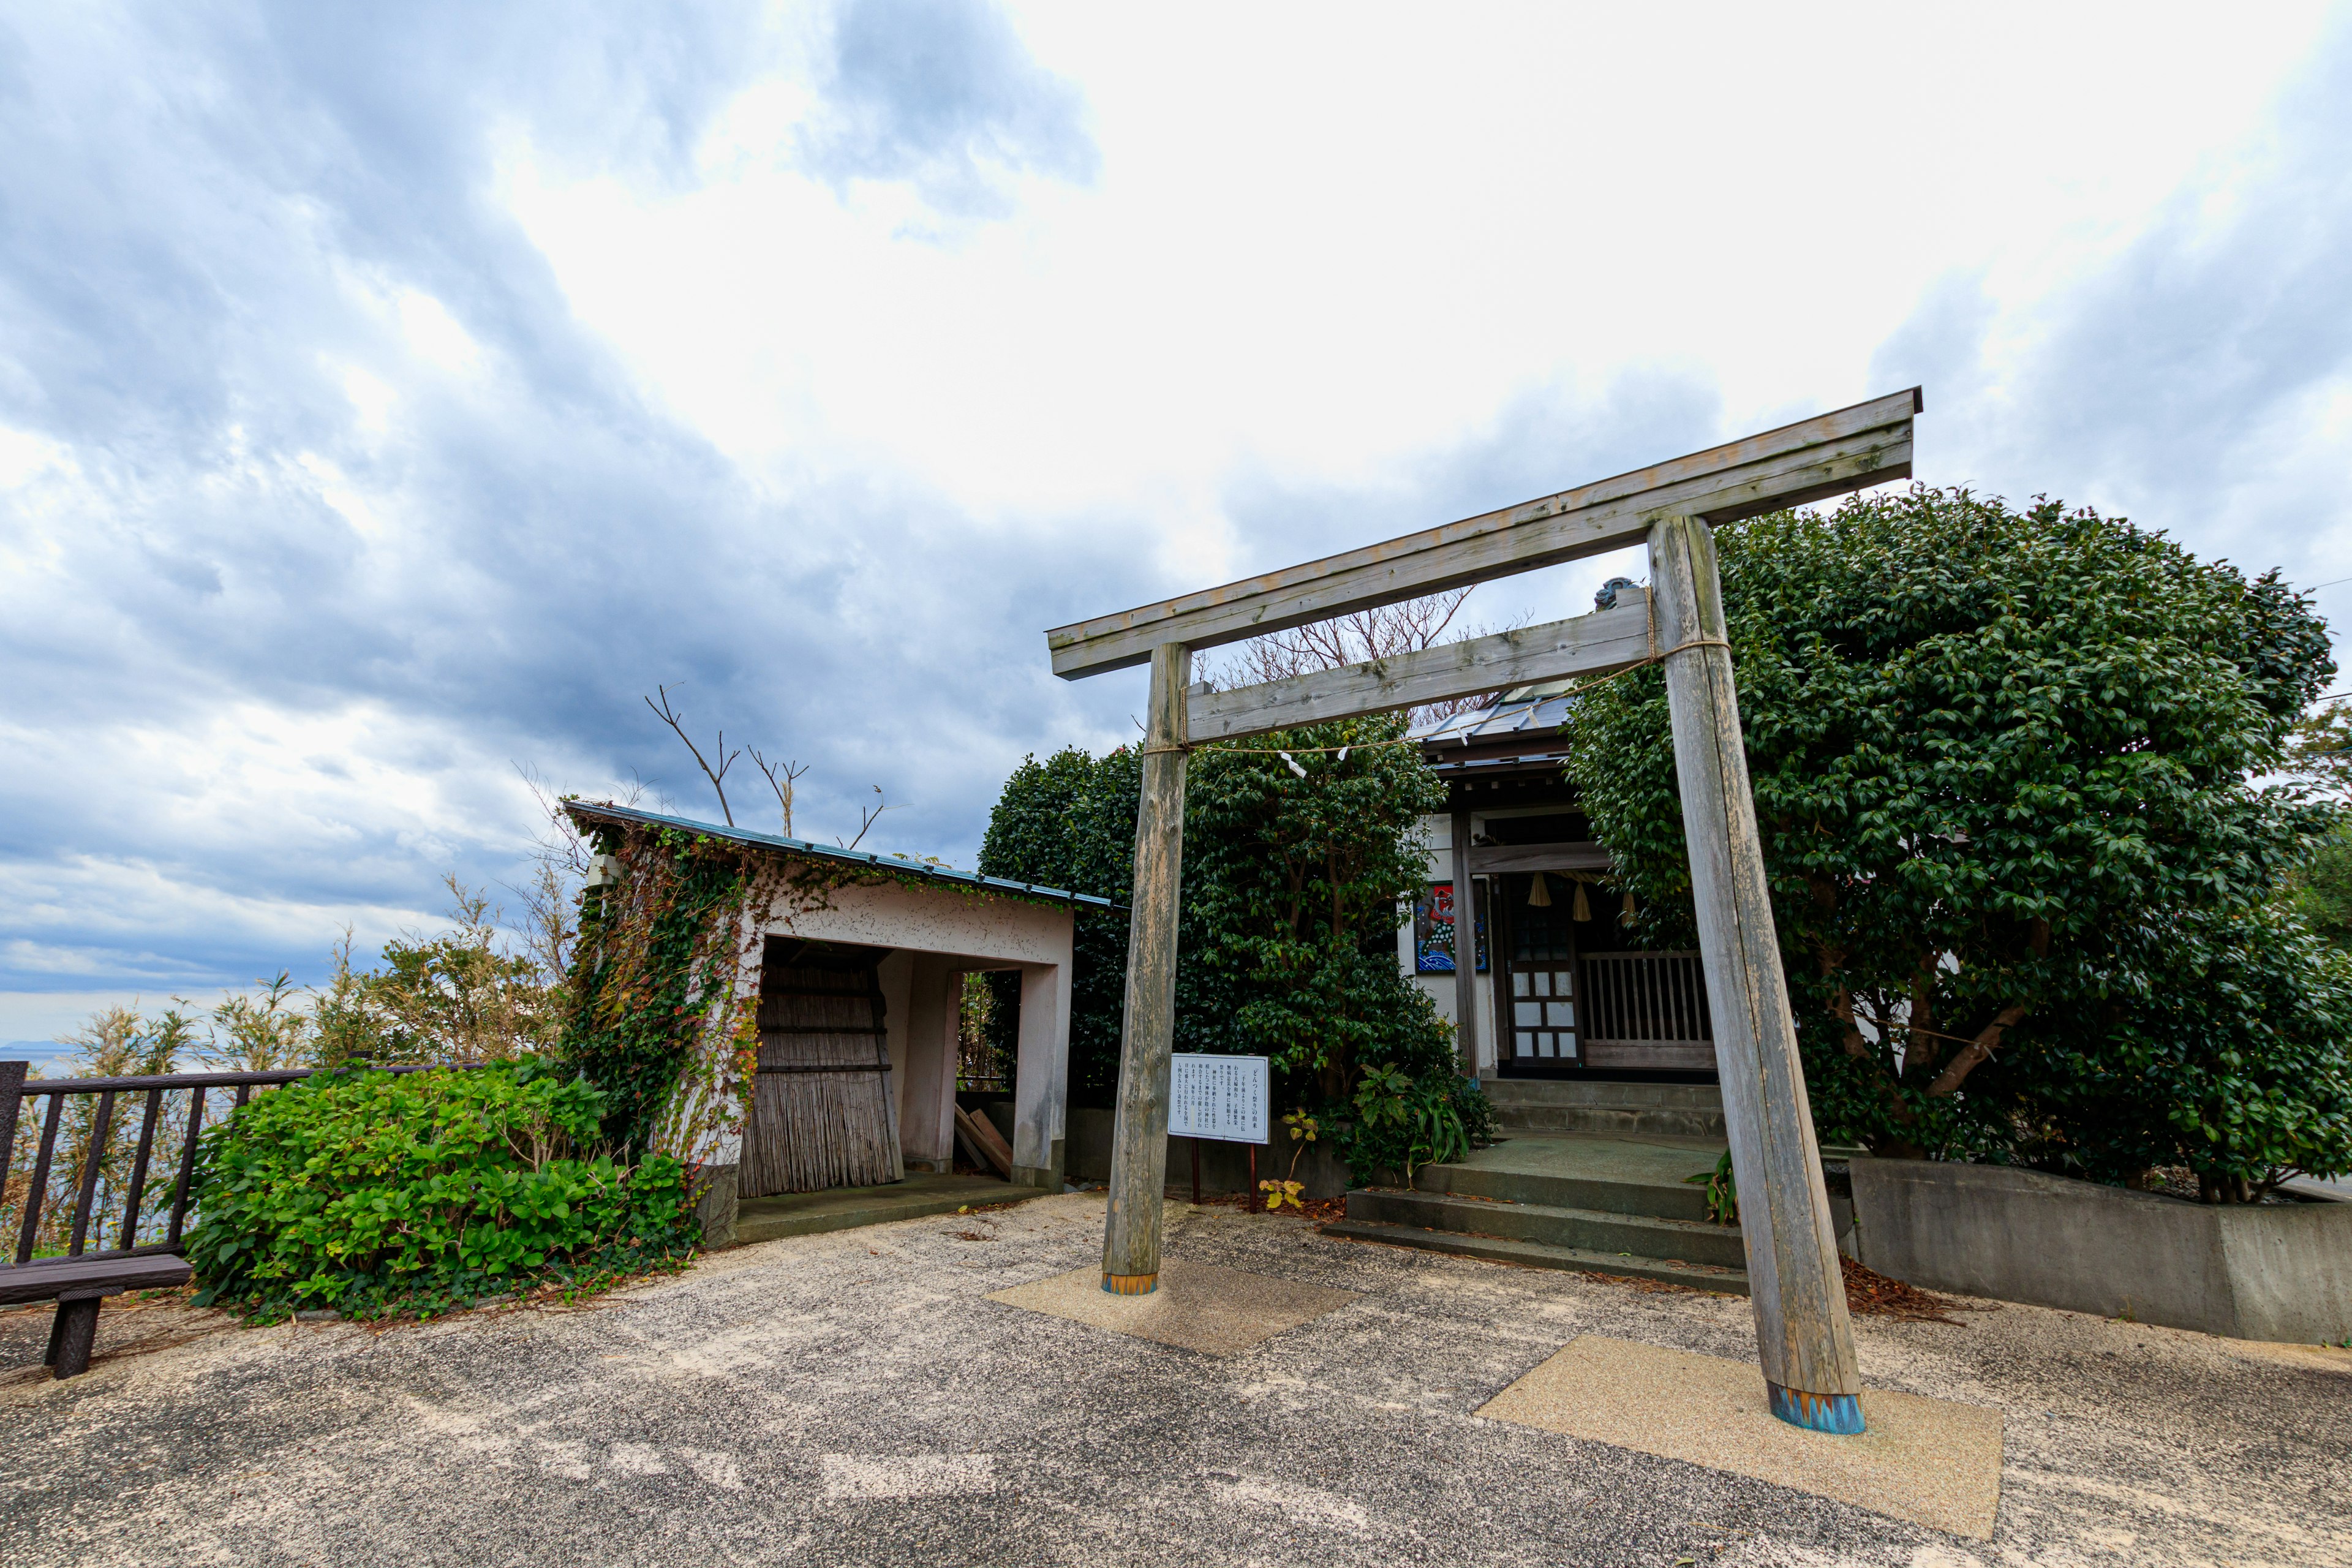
897, 954, 962, 1172
763, 877, 1074, 970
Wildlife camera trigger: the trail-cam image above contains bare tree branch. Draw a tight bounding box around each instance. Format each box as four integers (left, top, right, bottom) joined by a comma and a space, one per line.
1210, 587, 1533, 723
644, 684, 739, 826
749, 748, 810, 837
840, 785, 896, 851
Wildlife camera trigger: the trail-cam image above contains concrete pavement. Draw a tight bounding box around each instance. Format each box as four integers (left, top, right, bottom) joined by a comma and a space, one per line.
3, 1191, 2348, 1566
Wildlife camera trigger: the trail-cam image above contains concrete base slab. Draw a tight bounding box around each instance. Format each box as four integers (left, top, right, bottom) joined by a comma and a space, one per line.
1477, 1335, 2003, 1539
987, 1256, 1358, 1355
735, 1172, 1042, 1245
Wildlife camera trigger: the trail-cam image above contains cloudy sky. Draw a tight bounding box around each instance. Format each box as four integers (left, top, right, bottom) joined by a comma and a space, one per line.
4, 1, 2350, 1049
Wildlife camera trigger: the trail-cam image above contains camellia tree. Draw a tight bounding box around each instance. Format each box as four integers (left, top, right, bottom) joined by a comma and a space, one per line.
1565, 487, 2352, 1196
979, 715, 1488, 1177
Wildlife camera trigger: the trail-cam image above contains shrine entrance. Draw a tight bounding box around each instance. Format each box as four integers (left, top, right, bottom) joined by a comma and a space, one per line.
1044, 388, 1924, 1433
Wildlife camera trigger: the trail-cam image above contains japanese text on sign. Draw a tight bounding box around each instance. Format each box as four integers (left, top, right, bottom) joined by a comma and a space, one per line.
1168, 1054, 1269, 1144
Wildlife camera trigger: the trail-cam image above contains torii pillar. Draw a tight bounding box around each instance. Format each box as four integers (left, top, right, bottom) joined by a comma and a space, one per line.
1047, 389, 1920, 1431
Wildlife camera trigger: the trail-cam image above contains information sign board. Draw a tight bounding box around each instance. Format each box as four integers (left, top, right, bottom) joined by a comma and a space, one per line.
1167, 1054, 1269, 1144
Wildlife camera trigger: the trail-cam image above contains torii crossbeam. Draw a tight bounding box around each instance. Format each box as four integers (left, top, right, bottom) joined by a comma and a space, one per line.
1046, 388, 1921, 1433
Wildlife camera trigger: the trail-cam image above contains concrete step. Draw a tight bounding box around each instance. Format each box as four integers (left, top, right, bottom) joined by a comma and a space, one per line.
1481, 1077, 1726, 1138
1414, 1156, 1713, 1223
1320, 1218, 1749, 1295
1344, 1187, 1749, 1270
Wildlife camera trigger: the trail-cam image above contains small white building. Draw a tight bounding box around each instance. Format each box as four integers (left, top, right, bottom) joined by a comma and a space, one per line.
566, 803, 1117, 1242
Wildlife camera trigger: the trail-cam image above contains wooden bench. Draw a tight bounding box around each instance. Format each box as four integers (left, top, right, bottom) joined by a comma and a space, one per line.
0, 1254, 193, 1379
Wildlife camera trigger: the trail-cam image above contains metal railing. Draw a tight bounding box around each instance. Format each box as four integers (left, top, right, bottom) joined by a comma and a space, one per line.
0, 1061, 443, 1267
1578, 951, 1713, 1051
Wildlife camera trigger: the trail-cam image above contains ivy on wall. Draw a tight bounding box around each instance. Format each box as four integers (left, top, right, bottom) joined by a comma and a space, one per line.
559, 824, 768, 1162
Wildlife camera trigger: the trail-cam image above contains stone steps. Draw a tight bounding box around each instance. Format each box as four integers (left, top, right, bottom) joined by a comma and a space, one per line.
1481, 1077, 1726, 1139
1342, 1186, 1749, 1270
1319, 1219, 1748, 1294
1413, 1155, 1712, 1223
1319, 1129, 1752, 1291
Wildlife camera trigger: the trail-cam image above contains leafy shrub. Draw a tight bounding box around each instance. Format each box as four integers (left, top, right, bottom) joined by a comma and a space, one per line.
1566, 487, 2352, 1189
2010, 905, 2352, 1193
186, 1058, 695, 1321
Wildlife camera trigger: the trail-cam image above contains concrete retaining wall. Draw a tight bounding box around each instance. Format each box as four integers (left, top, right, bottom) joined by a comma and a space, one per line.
1060, 1106, 1357, 1199
1850, 1156, 2352, 1343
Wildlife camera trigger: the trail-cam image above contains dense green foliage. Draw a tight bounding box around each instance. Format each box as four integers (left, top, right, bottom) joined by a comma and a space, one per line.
975, 746, 1142, 1101
2284, 694, 2352, 963
312, 892, 557, 1068
185, 1060, 695, 1321
1564, 487, 2352, 1192
979, 717, 1491, 1177
2021, 905, 2352, 1199
2286, 815, 2352, 951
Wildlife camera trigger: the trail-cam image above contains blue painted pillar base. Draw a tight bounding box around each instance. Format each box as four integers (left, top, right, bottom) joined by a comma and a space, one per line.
1768, 1382, 1865, 1434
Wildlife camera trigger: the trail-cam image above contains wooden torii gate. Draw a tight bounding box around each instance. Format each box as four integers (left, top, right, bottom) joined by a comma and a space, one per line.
1044, 388, 1921, 1434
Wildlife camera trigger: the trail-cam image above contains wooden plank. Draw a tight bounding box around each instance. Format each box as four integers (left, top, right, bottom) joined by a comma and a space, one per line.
15, 1093, 61, 1265
19, 1068, 315, 1093
0, 1061, 24, 1206
1466, 842, 1612, 875
0, 1251, 191, 1306
1101, 642, 1191, 1292
1048, 391, 1918, 677
166, 1087, 206, 1246
1185, 598, 1654, 741
113, 1087, 164, 1253
953, 1104, 1014, 1178
67, 1090, 114, 1256
1649, 513, 1861, 1419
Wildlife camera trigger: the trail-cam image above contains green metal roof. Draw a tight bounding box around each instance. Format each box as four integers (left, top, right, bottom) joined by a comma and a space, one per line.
562, 801, 1126, 914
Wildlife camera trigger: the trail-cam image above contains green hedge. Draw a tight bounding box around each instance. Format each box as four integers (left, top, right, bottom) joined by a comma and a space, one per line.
977, 725, 1494, 1178
186, 1058, 695, 1321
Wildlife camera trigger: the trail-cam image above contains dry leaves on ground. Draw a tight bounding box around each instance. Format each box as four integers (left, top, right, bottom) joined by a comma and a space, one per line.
1841, 1256, 1970, 1324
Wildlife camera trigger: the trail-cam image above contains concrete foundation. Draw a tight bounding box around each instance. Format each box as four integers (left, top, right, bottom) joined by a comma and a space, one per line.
1058, 1104, 1355, 1199
733, 1172, 1046, 1245
693, 1163, 739, 1251
1850, 1156, 2352, 1343
1482, 1078, 1727, 1138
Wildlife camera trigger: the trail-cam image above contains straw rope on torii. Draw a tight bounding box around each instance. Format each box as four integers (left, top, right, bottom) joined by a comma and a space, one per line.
1042, 388, 1923, 1436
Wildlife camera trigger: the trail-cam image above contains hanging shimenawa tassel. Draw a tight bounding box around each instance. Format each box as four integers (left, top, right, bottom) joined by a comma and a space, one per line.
1278, 750, 1307, 778
1528, 872, 1552, 907
1621, 889, 1638, 924
1572, 878, 1592, 923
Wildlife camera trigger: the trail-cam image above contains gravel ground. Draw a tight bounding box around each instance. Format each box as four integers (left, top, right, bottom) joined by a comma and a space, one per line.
2, 1191, 2348, 1567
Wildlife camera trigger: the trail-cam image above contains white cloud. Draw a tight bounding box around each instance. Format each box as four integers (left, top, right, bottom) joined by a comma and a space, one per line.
394, 288, 486, 374
0, 0, 2348, 1016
